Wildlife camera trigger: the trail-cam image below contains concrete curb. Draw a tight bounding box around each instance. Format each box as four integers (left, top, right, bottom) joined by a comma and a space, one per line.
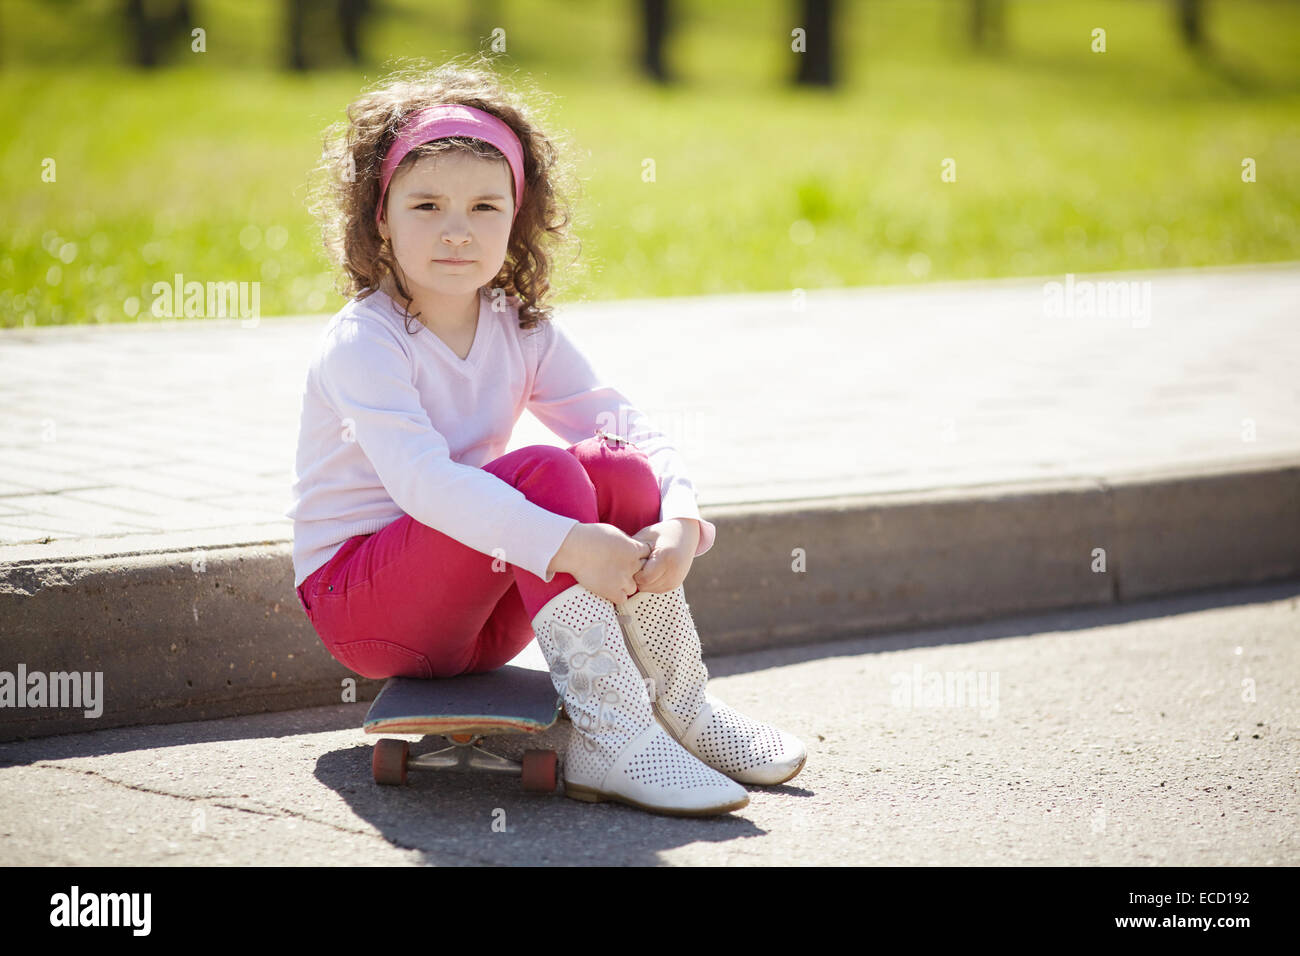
2, 456, 1297, 741
689, 455, 1299, 654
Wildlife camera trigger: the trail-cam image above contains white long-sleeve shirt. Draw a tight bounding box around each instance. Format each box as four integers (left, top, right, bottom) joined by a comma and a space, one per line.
286, 287, 716, 589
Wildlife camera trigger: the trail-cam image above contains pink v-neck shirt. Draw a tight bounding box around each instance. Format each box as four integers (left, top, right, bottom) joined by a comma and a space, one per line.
285, 288, 716, 589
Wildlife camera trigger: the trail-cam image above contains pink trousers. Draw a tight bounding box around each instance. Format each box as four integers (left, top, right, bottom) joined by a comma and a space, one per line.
294, 433, 662, 680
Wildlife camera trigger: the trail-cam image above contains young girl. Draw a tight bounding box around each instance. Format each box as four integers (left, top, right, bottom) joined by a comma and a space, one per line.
287, 59, 805, 817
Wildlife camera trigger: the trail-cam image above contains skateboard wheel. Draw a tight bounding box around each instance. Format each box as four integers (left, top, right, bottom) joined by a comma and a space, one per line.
521, 749, 558, 792
373, 738, 409, 786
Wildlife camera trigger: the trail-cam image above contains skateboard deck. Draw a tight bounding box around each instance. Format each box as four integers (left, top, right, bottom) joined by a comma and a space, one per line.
362, 642, 563, 790
363, 641, 560, 737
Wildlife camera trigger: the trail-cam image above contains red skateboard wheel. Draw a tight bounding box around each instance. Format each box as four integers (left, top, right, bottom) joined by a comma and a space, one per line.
521, 749, 558, 792
373, 738, 409, 785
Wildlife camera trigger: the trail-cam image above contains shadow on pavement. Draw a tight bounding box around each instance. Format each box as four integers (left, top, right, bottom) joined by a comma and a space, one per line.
311, 731, 775, 865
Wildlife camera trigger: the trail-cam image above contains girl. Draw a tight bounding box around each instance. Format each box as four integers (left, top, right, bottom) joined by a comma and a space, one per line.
287, 59, 805, 817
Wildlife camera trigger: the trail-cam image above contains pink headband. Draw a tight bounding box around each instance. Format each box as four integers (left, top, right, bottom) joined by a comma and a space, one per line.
375, 103, 526, 226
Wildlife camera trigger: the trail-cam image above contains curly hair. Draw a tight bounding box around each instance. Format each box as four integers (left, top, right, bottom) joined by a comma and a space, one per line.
308, 55, 584, 334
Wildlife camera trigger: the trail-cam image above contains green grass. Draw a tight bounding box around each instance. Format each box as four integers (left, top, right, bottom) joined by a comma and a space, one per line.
2, 0, 1299, 326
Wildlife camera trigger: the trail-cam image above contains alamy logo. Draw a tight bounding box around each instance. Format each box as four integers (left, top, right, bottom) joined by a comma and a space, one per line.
150, 272, 261, 325
889, 663, 999, 719
49, 886, 150, 936
0, 664, 103, 718
1043, 273, 1152, 326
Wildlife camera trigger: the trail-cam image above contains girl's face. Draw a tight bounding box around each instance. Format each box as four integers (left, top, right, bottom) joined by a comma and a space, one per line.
378, 150, 515, 312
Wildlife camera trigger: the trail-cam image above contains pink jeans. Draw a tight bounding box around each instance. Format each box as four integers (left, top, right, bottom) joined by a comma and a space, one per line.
294, 434, 661, 680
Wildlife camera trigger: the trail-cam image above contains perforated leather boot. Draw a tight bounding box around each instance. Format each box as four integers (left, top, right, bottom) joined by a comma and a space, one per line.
615, 586, 807, 785
531, 582, 749, 816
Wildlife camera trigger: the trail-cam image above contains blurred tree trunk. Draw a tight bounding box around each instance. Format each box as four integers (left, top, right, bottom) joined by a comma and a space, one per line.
287, 0, 374, 70
794, 0, 834, 87
641, 0, 672, 83
125, 0, 194, 68
286, 0, 308, 70
1176, 0, 1204, 48
339, 0, 370, 64
125, 0, 157, 67
969, 0, 1006, 51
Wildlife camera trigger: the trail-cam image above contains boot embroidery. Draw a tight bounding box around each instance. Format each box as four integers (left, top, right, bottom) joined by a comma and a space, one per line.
552, 620, 620, 705
575, 689, 623, 752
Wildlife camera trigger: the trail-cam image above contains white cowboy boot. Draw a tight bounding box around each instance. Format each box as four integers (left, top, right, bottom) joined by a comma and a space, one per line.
615, 586, 807, 785
531, 582, 749, 816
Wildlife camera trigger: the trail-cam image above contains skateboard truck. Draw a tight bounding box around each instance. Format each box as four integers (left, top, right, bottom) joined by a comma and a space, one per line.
371, 734, 558, 791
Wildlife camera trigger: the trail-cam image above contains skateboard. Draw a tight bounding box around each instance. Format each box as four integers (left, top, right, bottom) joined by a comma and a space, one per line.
363, 642, 564, 792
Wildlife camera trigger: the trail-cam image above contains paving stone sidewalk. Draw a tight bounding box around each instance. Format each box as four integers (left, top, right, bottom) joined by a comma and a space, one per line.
0, 262, 1297, 560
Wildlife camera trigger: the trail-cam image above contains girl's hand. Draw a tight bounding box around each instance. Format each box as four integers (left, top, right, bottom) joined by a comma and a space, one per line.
548, 522, 652, 605
630, 518, 700, 594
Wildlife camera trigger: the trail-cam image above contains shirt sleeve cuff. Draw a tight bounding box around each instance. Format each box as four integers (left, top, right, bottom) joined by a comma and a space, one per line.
660, 484, 716, 557
501, 497, 581, 583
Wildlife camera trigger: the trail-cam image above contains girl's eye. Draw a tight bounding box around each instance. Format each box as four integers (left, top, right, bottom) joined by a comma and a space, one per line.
413, 203, 499, 211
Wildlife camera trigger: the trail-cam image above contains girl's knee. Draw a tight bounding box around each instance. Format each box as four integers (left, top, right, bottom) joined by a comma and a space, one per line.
570, 434, 654, 480
518, 444, 593, 492
570, 437, 661, 529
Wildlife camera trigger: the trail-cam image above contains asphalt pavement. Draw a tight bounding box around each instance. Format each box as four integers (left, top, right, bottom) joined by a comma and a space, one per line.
2, 580, 1294, 866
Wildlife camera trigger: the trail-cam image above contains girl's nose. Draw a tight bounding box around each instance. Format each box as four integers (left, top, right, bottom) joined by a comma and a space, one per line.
440, 217, 471, 240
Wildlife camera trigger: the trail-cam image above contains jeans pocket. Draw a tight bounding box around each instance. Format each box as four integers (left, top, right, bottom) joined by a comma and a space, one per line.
328, 639, 434, 681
